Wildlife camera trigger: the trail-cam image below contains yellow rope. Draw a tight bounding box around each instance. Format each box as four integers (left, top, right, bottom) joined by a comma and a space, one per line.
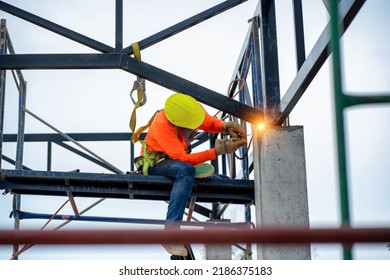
129, 42, 147, 143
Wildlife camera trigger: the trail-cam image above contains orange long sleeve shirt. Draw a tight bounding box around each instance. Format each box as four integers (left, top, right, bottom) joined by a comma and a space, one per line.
142, 109, 224, 166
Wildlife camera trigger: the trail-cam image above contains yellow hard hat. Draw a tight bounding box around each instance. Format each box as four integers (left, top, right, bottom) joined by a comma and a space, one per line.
164, 93, 205, 129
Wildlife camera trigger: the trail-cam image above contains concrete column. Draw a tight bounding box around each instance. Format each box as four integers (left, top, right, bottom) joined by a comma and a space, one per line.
253, 126, 311, 260
205, 244, 232, 260
205, 219, 232, 260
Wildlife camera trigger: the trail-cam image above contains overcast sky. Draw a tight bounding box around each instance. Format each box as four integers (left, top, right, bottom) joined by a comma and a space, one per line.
0, 0, 389, 260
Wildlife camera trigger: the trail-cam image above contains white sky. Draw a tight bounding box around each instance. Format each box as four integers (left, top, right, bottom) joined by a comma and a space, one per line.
0, 0, 389, 260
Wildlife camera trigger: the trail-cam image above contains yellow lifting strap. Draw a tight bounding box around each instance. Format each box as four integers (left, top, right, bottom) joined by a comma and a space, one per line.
128, 43, 167, 174
129, 42, 147, 144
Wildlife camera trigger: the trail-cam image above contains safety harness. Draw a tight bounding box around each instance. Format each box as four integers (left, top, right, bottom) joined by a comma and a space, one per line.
131, 109, 172, 175
132, 112, 183, 175
134, 141, 167, 175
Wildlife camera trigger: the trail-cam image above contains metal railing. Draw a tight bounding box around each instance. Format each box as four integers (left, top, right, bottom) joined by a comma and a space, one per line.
329, 0, 390, 259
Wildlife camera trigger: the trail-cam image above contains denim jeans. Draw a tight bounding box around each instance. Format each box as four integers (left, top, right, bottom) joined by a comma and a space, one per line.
148, 159, 229, 226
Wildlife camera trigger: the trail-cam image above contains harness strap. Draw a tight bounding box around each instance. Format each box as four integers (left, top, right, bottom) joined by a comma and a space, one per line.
129, 42, 147, 143
131, 110, 160, 144
131, 106, 180, 175
135, 140, 167, 175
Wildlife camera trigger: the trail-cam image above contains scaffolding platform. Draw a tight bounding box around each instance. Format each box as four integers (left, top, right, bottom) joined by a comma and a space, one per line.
0, 169, 254, 204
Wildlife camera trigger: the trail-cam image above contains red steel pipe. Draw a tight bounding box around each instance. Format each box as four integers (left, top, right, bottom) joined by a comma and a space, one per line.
0, 227, 389, 245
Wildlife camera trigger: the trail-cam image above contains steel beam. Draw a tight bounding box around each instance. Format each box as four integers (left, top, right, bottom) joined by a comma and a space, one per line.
14, 210, 246, 228
0, 169, 255, 204
0, 0, 247, 55
0, 53, 116, 69
3, 132, 133, 142
276, 0, 366, 125
123, 0, 248, 54
53, 141, 122, 174
0, 1, 114, 53
230, 22, 253, 85
120, 56, 263, 124
0, 53, 263, 124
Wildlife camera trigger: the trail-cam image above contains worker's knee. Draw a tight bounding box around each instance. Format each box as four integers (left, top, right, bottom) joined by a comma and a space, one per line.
177, 162, 195, 178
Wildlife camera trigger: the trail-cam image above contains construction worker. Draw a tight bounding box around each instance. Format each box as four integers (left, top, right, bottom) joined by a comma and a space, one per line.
137, 93, 247, 256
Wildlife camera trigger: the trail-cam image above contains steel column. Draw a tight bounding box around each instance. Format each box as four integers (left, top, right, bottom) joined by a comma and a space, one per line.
277, 0, 366, 125
250, 16, 263, 111
258, 0, 280, 117
115, 0, 123, 52
292, 0, 306, 70
13, 73, 27, 259
47, 141, 52, 171
12, 66, 27, 259
0, 19, 7, 170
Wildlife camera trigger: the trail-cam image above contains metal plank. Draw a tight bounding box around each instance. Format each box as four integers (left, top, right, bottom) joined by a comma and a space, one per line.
0, 169, 254, 190
2, 182, 253, 204
0, 169, 254, 204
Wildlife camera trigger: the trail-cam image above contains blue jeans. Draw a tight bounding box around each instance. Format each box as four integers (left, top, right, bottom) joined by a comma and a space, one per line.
148, 159, 229, 226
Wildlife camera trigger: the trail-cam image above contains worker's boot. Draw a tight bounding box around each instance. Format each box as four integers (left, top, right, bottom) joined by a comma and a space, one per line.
162, 244, 188, 256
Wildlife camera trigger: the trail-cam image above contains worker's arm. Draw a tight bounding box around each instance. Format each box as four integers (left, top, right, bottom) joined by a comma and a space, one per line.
154, 124, 217, 165
145, 111, 217, 165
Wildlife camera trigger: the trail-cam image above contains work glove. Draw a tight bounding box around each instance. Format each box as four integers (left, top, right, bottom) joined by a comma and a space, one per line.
215, 138, 247, 156
221, 121, 246, 139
